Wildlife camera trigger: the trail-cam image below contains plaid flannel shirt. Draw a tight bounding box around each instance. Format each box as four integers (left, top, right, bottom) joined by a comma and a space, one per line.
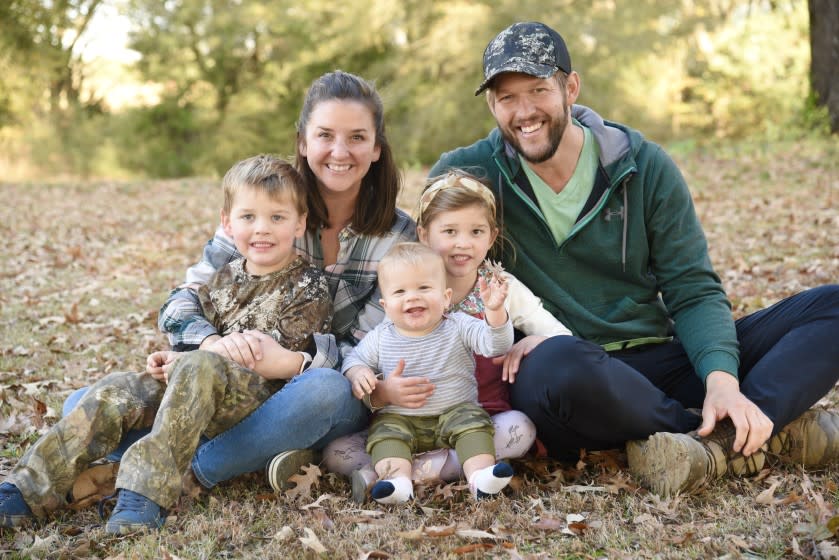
158, 208, 417, 369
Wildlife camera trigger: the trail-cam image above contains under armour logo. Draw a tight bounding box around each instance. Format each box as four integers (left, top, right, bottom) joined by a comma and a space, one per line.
603, 206, 625, 221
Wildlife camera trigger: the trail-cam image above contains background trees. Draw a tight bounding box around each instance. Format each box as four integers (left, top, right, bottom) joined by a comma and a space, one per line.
808, 0, 838, 132
0, 0, 832, 179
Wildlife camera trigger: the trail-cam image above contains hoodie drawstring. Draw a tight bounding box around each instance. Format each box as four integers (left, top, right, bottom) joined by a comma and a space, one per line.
621, 177, 629, 273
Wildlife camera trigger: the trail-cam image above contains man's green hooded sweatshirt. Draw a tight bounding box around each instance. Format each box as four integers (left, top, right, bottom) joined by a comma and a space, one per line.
429, 105, 738, 383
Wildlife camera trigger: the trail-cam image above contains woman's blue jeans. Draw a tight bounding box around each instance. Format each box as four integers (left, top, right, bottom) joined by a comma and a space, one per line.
63, 367, 369, 488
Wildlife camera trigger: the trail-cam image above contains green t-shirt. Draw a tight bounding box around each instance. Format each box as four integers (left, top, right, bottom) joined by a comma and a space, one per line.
520, 123, 599, 246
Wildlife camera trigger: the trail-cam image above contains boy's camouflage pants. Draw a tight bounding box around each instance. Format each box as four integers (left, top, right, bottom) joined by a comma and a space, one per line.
7, 350, 282, 516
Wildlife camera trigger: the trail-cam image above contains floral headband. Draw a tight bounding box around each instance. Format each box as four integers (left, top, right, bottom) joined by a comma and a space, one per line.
417, 172, 497, 226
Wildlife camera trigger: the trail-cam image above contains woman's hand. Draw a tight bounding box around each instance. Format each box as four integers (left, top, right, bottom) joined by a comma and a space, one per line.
240, 330, 304, 380
493, 335, 548, 383
345, 365, 380, 400
201, 332, 263, 369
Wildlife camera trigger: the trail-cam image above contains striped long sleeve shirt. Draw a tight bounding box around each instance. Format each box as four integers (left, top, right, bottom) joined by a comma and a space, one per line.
341, 312, 513, 416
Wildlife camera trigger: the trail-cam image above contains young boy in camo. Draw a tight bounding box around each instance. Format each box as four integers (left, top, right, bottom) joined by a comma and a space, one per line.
0, 154, 331, 534
343, 242, 515, 504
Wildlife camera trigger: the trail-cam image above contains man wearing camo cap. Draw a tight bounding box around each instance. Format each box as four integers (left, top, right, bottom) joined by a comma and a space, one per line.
429, 21, 839, 497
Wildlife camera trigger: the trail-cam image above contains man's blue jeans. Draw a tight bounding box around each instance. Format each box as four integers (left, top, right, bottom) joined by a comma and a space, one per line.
63, 367, 369, 488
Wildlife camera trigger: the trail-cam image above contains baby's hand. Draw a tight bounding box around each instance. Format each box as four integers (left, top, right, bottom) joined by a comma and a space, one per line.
478, 274, 509, 311
345, 365, 379, 400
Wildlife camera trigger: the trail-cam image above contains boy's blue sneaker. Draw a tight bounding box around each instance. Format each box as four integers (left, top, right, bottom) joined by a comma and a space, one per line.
104, 489, 166, 534
0, 482, 34, 528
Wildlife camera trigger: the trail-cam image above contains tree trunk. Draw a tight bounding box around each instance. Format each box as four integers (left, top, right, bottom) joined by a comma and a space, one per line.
809, 0, 839, 132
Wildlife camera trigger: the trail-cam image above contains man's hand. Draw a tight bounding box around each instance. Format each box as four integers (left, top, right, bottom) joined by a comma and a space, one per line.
698, 370, 774, 456
201, 331, 263, 369
146, 350, 180, 382
492, 335, 548, 382
345, 365, 380, 400
372, 359, 435, 409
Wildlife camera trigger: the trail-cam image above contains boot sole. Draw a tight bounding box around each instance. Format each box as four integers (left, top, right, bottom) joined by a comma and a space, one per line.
0, 512, 33, 528
627, 432, 709, 497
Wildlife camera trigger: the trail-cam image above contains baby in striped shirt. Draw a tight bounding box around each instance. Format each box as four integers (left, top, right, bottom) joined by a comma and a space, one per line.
342, 242, 515, 504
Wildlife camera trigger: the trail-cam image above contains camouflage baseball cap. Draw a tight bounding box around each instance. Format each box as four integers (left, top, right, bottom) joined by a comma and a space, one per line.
475, 22, 572, 96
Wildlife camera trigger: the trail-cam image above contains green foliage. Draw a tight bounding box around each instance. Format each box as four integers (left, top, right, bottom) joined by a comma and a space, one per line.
0, 0, 831, 179
116, 96, 205, 177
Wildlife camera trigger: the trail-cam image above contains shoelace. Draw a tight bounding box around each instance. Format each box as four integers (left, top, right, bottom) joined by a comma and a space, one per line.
97, 492, 118, 520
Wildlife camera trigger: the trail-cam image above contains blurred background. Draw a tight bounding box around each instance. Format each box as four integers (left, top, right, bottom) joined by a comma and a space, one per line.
0, 0, 835, 180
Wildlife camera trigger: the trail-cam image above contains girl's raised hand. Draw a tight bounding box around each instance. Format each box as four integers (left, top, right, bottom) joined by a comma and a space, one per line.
478, 274, 509, 311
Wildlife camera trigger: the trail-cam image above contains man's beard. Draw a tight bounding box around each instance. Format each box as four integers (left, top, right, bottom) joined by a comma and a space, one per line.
502, 109, 569, 164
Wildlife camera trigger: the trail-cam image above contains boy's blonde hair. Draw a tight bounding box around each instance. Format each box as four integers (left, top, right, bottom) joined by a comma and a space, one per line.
223, 154, 307, 215
379, 242, 446, 285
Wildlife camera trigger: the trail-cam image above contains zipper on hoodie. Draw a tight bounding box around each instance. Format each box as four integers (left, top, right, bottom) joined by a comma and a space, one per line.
567, 166, 634, 240
492, 153, 561, 251
494, 152, 636, 256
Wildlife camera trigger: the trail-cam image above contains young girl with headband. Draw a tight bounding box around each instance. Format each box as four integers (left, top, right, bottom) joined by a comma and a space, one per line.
324, 170, 574, 502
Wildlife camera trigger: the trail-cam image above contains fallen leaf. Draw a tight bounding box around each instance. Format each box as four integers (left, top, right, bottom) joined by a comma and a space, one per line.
159, 549, 183, 560
65, 302, 81, 324
357, 550, 390, 559
565, 521, 589, 535
299, 528, 327, 554
562, 484, 606, 493
273, 526, 294, 541
396, 525, 425, 540
756, 479, 782, 505
668, 531, 695, 546
453, 543, 495, 554
532, 517, 563, 531
791, 536, 803, 557
300, 493, 334, 510
455, 528, 501, 540
601, 471, 637, 494
545, 468, 565, 489
310, 508, 334, 530
818, 540, 839, 560
729, 535, 750, 550
284, 463, 321, 500
424, 524, 456, 537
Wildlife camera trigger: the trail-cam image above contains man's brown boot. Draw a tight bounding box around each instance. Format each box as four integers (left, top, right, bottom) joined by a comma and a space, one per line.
768, 408, 839, 467
627, 419, 765, 497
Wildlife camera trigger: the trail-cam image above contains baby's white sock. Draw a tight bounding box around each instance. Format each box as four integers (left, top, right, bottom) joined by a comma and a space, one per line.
468, 463, 513, 498
370, 475, 413, 504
